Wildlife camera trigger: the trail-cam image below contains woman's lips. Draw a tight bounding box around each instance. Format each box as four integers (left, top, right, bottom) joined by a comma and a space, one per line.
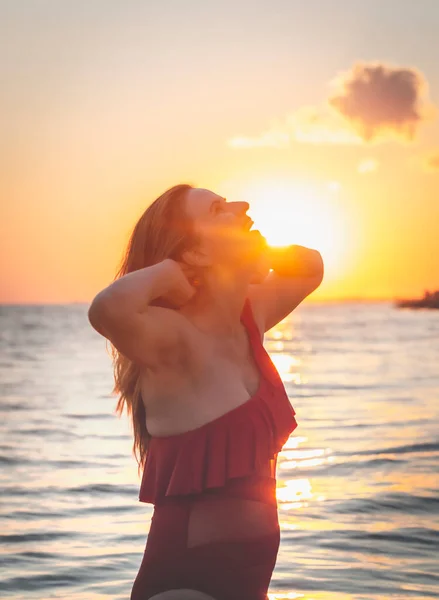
242, 218, 254, 231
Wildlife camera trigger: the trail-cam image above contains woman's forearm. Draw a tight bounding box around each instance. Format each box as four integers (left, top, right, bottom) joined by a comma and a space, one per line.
269, 245, 324, 278
90, 259, 177, 315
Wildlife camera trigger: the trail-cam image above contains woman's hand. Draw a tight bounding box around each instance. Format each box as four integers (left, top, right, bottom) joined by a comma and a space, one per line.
158, 258, 200, 308
267, 245, 324, 278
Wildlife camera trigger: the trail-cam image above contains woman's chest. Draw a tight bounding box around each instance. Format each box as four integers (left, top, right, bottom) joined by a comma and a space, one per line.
194, 328, 263, 399
141, 330, 265, 435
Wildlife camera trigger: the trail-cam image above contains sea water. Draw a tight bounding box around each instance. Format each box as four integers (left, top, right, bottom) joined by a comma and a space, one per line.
1, 302, 438, 600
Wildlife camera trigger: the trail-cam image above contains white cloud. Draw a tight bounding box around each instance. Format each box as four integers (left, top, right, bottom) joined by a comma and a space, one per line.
228, 62, 436, 151
228, 106, 363, 149
228, 128, 290, 149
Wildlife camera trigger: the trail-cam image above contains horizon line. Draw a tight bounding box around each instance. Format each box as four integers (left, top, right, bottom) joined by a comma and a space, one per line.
0, 297, 400, 306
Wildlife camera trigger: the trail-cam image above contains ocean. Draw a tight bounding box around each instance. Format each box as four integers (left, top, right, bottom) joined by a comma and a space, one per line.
1, 302, 438, 600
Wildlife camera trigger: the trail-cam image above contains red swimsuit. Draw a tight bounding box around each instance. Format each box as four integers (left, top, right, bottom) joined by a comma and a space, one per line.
130, 298, 298, 600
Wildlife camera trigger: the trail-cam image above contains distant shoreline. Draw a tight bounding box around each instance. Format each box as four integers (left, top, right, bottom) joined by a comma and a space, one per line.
0, 298, 395, 307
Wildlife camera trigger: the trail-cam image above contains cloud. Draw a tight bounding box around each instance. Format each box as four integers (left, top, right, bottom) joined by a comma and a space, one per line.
228, 107, 363, 149
228, 62, 436, 150
228, 126, 290, 149
286, 106, 363, 145
328, 62, 435, 142
357, 158, 379, 174
422, 151, 439, 172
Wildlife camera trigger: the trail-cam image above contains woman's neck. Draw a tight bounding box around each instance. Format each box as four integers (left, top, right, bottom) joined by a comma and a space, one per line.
180, 265, 251, 337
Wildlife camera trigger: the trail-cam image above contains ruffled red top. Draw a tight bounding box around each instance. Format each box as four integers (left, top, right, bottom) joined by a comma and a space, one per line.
138, 298, 297, 506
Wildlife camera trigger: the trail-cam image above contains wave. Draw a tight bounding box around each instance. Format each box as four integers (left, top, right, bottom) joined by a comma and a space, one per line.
0, 401, 30, 411
3, 482, 138, 497
16, 427, 82, 439
1, 531, 73, 543
66, 483, 138, 496
331, 492, 439, 516
279, 456, 407, 478
64, 413, 112, 420
337, 440, 439, 457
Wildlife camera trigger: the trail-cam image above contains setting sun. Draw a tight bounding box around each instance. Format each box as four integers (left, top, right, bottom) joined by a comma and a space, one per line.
239, 180, 359, 282
3, 3, 439, 600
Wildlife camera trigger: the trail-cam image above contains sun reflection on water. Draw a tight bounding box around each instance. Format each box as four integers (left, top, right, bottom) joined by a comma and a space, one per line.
269, 352, 303, 384
268, 594, 357, 600
268, 594, 304, 600
282, 436, 308, 449
276, 478, 314, 510
276, 434, 331, 510
279, 447, 335, 471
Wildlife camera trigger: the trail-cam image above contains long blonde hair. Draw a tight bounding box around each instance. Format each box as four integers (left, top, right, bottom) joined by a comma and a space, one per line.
108, 183, 199, 474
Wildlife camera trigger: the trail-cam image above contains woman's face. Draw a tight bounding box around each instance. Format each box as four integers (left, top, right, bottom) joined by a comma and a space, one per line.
183, 188, 267, 274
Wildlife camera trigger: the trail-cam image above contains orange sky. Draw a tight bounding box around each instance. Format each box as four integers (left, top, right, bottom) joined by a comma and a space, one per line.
1, 1, 439, 304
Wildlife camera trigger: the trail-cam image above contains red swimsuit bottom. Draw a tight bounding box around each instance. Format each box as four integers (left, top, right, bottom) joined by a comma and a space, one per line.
130, 299, 298, 600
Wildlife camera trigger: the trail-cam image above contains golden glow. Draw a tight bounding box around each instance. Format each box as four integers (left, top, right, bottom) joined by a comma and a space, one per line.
282, 436, 309, 449
268, 594, 357, 600
269, 352, 302, 384
268, 594, 304, 600
281, 448, 327, 461
279, 446, 335, 473
276, 436, 329, 509
276, 478, 313, 509
242, 180, 357, 281
2, 7, 439, 305
357, 158, 378, 173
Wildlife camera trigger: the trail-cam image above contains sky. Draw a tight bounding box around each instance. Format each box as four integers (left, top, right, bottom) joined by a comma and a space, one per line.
1, 0, 439, 303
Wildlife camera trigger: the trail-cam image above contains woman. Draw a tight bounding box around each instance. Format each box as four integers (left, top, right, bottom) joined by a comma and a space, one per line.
88, 184, 324, 600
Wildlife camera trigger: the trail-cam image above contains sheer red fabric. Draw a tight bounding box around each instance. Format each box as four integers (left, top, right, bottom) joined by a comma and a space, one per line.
131, 298, 298, 600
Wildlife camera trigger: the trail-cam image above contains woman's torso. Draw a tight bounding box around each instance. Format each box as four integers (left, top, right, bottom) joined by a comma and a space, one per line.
135, 297, 298, 597
139, 297, 266, 437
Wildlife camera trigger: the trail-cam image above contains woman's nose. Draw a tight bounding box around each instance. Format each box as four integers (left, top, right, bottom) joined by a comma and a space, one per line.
232, 201, 250, 214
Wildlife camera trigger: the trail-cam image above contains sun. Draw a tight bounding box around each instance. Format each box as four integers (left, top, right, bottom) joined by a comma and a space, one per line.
242, 179, 356, 279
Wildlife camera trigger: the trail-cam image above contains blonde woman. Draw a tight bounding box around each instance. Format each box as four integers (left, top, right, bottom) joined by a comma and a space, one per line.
88, 184, 324, 600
